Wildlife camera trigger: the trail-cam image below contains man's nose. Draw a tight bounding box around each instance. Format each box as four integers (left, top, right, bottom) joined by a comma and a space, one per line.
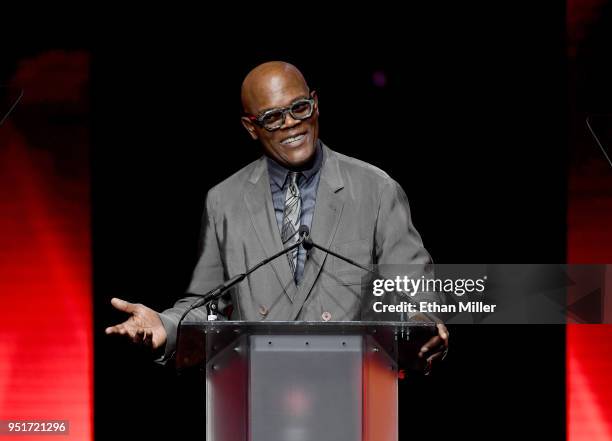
281, 111, 301, 130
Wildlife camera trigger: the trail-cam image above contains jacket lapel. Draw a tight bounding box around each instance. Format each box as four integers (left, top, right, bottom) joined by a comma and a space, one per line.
290, 145, 345, 319
244, 158, 298, 305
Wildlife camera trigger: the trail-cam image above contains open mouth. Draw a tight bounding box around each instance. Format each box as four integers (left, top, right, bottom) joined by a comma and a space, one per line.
280, 132, 307, 146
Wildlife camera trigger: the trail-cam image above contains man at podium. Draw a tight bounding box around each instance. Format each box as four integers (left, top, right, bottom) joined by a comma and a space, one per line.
105, 61, 449, 366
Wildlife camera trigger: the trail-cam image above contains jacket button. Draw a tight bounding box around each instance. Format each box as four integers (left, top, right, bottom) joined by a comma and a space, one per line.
322, 311, 332, 321
259, 305, 269, 316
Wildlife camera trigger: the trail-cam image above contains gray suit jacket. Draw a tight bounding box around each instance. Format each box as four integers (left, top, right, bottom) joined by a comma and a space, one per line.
158, 142, 431, 359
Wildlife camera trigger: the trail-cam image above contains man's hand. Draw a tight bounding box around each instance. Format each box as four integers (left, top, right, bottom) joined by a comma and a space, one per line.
105, 298, 167, 351
419, 323, 449, 373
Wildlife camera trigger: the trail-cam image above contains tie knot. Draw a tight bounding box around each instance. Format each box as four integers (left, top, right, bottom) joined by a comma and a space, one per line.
289, 171, 300, 187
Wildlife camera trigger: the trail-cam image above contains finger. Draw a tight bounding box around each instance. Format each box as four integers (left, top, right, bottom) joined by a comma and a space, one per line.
142, 330, 153, 348
106, 317, 137, 335
437, 323, 449, 341
110, 297, 137, 314
105, 323, 125, 335
109, 322, 137, 340
420, 336, 442, 358
134, 328, 145, 344
129, 326, 151, 343
427, 350, 446, 364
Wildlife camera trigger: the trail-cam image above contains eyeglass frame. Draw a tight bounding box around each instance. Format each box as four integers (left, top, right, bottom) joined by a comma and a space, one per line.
244, 91, 317, 132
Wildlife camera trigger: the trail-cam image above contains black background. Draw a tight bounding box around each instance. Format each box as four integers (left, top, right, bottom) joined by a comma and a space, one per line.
92, 8, 566, 440
4, 4, 570, 440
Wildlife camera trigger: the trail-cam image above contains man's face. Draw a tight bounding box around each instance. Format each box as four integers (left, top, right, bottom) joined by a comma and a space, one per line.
241, 72, 319, 169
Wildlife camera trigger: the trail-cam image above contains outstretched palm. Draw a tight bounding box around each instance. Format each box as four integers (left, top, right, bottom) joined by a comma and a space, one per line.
105, 298, 167, 350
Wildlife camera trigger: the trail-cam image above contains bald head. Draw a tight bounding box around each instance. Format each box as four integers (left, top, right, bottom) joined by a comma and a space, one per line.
240, 61, 319, 170
241, 61, 309, 114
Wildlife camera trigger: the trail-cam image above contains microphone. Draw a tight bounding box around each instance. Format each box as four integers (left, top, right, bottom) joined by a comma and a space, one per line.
299, 225, 313, 250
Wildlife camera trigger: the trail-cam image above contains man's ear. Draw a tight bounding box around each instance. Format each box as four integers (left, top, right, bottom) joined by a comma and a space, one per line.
241, 117, 259, 140
312, 90, 319, 117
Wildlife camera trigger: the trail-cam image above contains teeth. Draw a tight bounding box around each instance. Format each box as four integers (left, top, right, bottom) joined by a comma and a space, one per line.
281, 134, 305, 145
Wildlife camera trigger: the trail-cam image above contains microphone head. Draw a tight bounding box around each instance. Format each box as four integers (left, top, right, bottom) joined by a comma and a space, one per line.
298, 225, 310, 238
299, 225, 314, 250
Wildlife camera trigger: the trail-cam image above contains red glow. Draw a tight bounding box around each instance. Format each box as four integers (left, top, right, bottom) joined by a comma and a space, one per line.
567, 131, 612, 440
0, 52, 92, 440
567, 326, 612, 440
567, 167, 612, 440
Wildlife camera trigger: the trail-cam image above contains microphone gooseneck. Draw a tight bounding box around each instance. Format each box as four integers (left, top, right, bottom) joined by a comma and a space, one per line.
175, 226, 311, 338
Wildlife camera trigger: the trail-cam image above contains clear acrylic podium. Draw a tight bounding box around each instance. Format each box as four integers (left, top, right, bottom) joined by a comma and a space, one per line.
176, 321, 436, 441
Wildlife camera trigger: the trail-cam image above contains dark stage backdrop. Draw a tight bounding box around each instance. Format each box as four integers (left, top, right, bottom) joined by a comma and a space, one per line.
93, 6, 566, 441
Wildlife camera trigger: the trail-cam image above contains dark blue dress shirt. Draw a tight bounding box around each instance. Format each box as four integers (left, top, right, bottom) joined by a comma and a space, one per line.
266, 141, 323, 284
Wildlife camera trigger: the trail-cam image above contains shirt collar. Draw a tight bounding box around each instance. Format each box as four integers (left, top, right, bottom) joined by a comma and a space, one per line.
266, 140, 323, 190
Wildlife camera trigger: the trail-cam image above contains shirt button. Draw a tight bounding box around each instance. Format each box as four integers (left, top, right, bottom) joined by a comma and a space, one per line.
322, 311, 332, 321
259, 305, 269, 316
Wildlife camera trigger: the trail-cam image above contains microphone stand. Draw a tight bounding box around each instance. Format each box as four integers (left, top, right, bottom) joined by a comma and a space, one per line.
172, 232, 307, 360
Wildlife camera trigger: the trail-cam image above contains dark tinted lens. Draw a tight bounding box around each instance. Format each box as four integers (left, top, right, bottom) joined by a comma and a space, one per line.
262, 110, 284, 129
290, 100, 313, 119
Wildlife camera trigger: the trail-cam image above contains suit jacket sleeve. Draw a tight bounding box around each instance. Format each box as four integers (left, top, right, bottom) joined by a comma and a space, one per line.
374, 179, 445, 321
155, 188, 226, 363
374, 178, 431, 266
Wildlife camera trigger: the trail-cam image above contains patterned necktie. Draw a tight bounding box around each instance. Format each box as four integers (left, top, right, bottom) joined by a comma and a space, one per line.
281, 171, 301, 279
